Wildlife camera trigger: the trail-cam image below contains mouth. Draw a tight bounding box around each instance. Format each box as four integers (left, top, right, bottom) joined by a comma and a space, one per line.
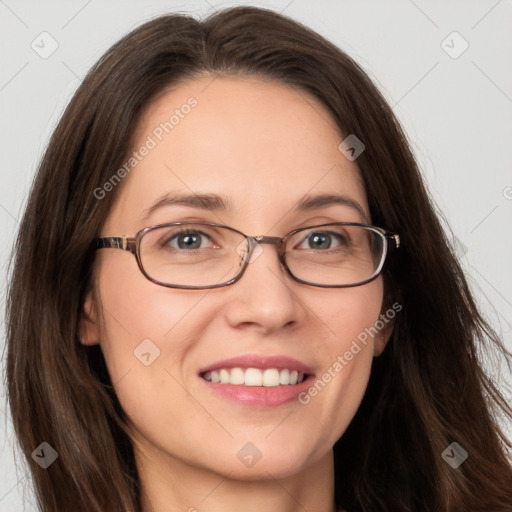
198, 355, 314, 407
201, 367, 307, 386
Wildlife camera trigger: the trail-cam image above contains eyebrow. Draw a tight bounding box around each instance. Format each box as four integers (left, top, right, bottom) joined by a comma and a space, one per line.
140, 192, 369, 223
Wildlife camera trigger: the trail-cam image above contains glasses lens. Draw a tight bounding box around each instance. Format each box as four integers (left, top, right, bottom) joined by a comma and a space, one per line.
139, 224, 247, 288
285, 224, 385, 286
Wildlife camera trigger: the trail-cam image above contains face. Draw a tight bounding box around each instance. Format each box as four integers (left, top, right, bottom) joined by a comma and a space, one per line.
82, 75, 391, 482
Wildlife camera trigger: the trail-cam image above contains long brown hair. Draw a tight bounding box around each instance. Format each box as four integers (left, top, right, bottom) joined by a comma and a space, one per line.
5, 6, 512, 511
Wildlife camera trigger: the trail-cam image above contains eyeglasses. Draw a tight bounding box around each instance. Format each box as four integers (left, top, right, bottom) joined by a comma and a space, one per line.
95, 221, 400, 289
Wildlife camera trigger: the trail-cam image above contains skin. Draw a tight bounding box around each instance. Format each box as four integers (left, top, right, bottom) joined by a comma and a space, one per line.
81, 75, 392, 512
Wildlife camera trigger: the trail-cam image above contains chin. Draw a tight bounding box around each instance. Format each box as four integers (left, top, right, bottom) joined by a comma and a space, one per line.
215, 452, 315, 481
195, 434, 325, 481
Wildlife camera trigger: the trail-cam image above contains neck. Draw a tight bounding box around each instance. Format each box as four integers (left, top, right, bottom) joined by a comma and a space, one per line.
135, 443, 337, 512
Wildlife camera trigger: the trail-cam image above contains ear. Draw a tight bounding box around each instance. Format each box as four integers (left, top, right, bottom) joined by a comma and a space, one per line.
373, 315, 395, 357
79, 291, 100, 346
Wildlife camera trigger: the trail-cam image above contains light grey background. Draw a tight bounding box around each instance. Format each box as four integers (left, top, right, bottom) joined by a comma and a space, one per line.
1, 1, 511, 510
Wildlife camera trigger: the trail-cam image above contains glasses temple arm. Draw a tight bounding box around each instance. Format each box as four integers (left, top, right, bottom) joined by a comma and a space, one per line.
96, 236, 137, 254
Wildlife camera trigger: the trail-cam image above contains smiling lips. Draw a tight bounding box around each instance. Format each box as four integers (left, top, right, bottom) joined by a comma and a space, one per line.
203, 367, 306, 386
198, 354, 314, 407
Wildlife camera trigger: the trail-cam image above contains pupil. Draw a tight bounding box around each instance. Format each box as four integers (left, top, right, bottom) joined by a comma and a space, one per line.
310, 233, 330, 249
179, 234, 200, 249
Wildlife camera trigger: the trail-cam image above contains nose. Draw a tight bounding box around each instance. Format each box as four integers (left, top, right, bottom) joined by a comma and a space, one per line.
223, 237, 303, 334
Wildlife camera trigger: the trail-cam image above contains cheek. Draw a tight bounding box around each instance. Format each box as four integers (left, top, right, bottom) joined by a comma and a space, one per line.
94, 254, 213, 444
97, 250, 203, 334
322, 276, 384, 349
94, 252, 207, 387
304, 278, 384, 436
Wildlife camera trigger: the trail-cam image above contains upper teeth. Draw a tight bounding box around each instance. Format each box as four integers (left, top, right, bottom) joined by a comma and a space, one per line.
202, 368, 305, 387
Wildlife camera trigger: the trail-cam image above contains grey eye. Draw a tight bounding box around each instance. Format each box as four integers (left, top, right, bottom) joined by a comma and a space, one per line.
165, 230, 213, 250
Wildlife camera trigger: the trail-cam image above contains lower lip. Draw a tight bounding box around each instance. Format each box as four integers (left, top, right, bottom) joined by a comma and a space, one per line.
200, 376, 313, 407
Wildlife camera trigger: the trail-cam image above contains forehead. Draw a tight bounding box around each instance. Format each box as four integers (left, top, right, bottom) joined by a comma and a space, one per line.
105, 75, 369, 232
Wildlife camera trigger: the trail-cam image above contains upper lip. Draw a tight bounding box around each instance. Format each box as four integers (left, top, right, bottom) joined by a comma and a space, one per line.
198, 354, 314, 375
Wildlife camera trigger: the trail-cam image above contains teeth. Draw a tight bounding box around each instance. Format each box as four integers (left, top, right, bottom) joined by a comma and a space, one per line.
230, 367, 245, 385
219, 369, 230, 384
245, 368, 262, 386
262, 369, 280, 387
202, 367, 307, 387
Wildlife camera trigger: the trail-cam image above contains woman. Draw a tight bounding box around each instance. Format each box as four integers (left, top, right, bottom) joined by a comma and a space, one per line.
5, 6, 512, 512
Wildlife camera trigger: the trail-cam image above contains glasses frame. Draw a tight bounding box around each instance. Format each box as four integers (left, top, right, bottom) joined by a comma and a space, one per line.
95, 221, 400, 290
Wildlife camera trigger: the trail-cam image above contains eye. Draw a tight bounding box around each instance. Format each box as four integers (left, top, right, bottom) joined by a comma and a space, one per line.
296, 231, 349, 250
164, 230, 215, 250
